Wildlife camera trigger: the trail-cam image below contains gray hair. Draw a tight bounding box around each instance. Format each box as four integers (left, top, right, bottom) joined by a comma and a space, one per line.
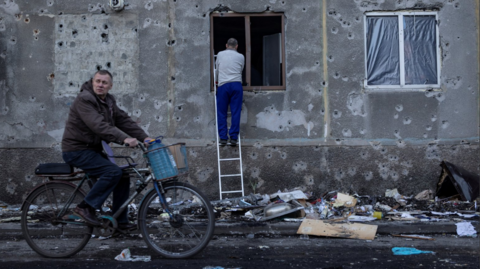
227, 38, 238, 48
95, 70, 113, 80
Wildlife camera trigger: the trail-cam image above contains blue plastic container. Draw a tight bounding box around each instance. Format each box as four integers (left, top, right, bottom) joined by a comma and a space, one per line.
146, 137, 178, 180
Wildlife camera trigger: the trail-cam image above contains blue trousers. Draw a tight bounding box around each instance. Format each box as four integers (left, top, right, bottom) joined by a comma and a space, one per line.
216, 81, 243, 140
62, 149, 130, 223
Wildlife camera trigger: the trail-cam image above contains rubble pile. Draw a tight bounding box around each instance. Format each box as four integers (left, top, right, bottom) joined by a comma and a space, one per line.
211, 188, 479, 223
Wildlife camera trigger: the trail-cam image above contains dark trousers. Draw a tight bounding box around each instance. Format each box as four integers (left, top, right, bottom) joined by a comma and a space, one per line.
216, 81, 243, 140
62, 149, 129, 223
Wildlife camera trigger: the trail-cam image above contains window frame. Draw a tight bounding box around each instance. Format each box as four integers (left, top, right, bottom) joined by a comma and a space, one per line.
363, 11, 441, 90
210, 12, 286, 91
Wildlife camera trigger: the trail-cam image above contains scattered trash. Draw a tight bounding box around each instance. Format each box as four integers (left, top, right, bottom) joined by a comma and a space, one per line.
334, 193, 357, 208
347, 215, 376, 222
375, 203, 393, 212
392, 247, 435, 255
98, 236, 111, 240
0, 217, 22, 223
455, 222, 477, 237
297, 219, 378, 240
415, 190, 434, 200
114, 248, 151, 262
385, 188, 409, 206
260, 202, 304, 221
270, 190, 308, 202
299, 234, 309, 239
372, 211, 383, 220
392, 234, 435, 240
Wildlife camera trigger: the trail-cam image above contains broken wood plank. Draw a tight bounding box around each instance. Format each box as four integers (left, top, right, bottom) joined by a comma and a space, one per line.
392, 234, 435, 241
297, 219, 377, 240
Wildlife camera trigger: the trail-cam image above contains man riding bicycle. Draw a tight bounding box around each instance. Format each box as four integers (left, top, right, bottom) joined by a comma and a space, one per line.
61, 70, 152, 229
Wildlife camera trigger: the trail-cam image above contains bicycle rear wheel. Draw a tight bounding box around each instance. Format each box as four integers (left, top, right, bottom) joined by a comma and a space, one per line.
138, 181, 215, 258
21, 182, 93, 258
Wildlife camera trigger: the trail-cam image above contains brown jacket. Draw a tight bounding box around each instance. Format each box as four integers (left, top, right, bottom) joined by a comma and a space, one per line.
61, 79, 148, 152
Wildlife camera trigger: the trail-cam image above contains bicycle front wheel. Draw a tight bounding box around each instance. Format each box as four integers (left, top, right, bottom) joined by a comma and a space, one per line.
138, 181, 215, 258
21, 182, 93, 258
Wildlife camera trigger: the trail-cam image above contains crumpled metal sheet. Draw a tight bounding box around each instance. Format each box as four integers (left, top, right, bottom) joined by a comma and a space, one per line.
436, 161, 479, 202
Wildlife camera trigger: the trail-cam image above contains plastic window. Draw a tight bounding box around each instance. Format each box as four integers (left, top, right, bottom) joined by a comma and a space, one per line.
403, 15, 437, 85
366, 14, 438, 87
366, 16, 400, 85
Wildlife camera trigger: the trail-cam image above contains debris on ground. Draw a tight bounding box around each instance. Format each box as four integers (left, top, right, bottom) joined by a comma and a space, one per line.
455, 222, 477, 237
1, 161, 478, 241
114, 248, 151, 262
211, 187, 479, 224
391, 234, 435, 240
210, 162, 479, 227
297, 219, 377, 240
392, 247, 435, 255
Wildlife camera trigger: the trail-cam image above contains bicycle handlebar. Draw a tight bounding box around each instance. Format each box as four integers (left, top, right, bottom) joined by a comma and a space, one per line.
124, 141, 148, 152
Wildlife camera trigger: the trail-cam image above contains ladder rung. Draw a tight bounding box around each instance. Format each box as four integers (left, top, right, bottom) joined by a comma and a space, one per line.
221, 190, 243, 194
220, 158, 241, 161
220, 174, 242, 177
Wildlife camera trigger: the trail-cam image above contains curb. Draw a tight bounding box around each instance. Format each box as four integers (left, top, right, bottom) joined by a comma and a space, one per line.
1, 221, 478, 238
214, 220, 480, 236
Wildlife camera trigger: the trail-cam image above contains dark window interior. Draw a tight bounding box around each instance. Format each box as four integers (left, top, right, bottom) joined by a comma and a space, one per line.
213, 17, 246, 84
250, 16, 282, 86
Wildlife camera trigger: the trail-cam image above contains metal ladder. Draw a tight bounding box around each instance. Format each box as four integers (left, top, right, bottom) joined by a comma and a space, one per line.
213, 55, 245, 200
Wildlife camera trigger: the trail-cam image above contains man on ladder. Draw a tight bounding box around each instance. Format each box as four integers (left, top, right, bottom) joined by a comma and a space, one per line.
215, 38, 245, 146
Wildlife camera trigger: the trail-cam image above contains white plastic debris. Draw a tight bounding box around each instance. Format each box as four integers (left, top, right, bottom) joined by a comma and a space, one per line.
114, 248, 151, 262
334, 193, 357, 208
455, 222, 477, 237
375, 203, 392, 212
348, 215, 376, 222
270, 190, 308, 202
456, 213, 478, 219
431, 211, 457, 216
414, 190, 434, 200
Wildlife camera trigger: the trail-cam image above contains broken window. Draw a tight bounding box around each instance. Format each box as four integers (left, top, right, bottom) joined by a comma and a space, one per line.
364, 12, 440, 89
210, 12, 285, 91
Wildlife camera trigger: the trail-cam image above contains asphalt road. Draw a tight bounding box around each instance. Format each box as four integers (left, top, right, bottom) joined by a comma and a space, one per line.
1, 234, 478, 269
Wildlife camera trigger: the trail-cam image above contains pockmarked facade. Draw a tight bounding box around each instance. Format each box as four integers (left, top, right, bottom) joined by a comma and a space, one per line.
1, 0, 479, 204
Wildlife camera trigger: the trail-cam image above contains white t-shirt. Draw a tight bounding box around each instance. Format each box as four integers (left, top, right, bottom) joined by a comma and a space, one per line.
215, 49, 245, 87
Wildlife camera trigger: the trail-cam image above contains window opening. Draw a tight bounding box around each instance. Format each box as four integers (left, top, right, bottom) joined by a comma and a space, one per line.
211, 13, 285, 91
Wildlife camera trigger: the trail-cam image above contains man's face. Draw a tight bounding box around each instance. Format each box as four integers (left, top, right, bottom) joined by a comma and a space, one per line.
92, 73, 112, 99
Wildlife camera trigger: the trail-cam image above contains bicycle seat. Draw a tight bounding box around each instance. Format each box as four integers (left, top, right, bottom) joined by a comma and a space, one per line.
102, 141, 138, 169
35, 163, 74, 175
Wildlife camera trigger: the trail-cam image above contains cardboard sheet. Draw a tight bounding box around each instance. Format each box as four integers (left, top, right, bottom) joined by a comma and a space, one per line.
297, 219, 377, 240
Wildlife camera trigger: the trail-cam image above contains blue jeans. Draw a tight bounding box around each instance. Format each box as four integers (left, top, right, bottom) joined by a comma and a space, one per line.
62, 150, 130, 223
216, 81, 243, 140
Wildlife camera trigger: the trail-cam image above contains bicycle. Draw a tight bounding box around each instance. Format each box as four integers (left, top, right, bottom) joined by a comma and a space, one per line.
20, 140, 215, 259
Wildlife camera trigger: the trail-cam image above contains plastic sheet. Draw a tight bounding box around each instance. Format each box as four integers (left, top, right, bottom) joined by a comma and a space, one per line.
403, 15, 437, 85
366, 15, 437, 86
366, 16, 400, 85
392, 247, 434, 255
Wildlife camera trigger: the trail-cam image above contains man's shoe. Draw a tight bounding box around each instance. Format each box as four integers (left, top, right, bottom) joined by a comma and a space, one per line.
229, 139, 238, 146
73, 206, 101, 226
118, 222, 137, 231
219, 139, 228, 146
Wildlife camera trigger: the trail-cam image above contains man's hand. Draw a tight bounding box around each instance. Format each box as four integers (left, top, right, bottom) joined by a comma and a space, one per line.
123, 137, 138, 147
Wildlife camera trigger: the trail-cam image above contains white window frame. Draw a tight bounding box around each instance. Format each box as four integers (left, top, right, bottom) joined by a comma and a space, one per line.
363, 11, 441, 90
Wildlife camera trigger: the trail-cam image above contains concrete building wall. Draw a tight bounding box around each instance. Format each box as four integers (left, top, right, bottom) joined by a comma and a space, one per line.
0, 0, 478, 204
